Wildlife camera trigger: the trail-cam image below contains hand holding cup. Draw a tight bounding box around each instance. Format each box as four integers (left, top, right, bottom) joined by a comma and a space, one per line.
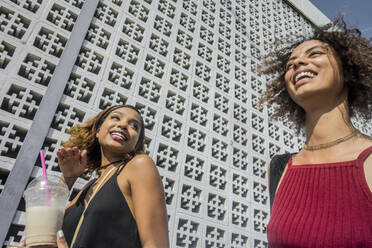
21, 230, 68, 248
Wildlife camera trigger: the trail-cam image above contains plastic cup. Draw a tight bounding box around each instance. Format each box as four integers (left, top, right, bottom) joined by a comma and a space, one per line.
23, 175, 69, 247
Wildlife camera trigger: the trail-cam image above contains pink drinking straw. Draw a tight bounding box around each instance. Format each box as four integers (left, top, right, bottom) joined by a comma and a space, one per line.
40, 150, 51, 205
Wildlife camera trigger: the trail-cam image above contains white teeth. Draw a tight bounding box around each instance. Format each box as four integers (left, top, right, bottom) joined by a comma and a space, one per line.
111, 131, 126, 140
295, 71, 316, 82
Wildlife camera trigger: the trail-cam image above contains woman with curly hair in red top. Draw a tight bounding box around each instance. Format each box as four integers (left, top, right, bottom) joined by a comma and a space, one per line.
260, 16, 372, 247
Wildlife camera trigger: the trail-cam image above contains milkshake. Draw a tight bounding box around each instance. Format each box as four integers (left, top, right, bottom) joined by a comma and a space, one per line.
23, 175, 69, 247
25, 206, 64, 246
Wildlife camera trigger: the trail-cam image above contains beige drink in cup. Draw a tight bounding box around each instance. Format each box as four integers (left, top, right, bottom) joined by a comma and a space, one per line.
24, 175, 69, 247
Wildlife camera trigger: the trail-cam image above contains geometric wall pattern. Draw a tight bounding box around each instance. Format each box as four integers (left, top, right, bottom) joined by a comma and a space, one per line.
0, 0, 357, 247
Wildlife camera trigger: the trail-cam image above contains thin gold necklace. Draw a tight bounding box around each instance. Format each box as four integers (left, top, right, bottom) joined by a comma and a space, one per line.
304, 130, 359, 151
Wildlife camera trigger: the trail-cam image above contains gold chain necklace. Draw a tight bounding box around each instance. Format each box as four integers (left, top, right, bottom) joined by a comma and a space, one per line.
304, 130, 359, 151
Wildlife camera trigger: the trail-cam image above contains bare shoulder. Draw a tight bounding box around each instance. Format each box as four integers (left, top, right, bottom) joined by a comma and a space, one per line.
362, 135, 372, 160
343, 135, 372, 159
127, 154, 156, 169
125, 154, 159, 178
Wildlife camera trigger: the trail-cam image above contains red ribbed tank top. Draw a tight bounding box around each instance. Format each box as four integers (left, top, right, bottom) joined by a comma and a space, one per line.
267, 146, 372, 248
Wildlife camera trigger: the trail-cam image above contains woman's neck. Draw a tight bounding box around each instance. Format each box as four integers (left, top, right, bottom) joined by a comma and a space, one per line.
100, 149, 126, 167
305, 99, 354, 146
98, 158, 124, 177
101, 157, 113, 166
100, 157, 124, 167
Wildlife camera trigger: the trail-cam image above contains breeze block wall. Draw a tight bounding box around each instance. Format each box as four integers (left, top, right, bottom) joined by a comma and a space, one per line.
2, 1, 367, 247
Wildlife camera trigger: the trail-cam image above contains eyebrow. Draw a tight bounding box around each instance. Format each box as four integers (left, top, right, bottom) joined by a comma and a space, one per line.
287, 45, 327, 63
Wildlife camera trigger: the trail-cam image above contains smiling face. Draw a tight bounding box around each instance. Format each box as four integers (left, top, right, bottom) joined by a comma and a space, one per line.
284, 40, 345, 108
96, 107, 142, 161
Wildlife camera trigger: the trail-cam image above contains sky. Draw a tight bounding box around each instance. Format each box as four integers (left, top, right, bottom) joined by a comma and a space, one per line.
309, 0, 372, 39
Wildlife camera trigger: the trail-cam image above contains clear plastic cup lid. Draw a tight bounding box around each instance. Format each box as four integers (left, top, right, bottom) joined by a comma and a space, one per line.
24, 175, 69, 195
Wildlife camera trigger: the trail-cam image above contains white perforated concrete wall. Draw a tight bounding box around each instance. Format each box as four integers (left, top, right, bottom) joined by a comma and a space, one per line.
1, 1, 365, 248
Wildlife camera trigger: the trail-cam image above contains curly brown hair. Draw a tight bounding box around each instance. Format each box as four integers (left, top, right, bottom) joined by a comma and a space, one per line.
259, 16, 372, 132
62, 105, 146, 172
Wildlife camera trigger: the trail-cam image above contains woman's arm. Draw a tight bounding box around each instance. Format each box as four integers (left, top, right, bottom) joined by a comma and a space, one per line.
124, 154, 169, 248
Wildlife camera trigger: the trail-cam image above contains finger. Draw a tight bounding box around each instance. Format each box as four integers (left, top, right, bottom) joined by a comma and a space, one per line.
64, 148, 76, 161
65, 148, 73, 157
81, 149, 87, 167
72, 147, 80, 159
57, 149, 64, 161
59, 148, 69, 160
58, 149, 72, 163
56, 230, 69, 248
66, 147, 78, 158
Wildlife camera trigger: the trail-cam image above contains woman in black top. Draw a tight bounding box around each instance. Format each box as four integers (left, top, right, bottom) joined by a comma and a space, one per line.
56, 105, 169, 247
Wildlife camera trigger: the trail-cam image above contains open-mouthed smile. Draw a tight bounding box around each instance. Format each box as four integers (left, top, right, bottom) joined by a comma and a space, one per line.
110, 130, 128, 142
294, 70, 317, 86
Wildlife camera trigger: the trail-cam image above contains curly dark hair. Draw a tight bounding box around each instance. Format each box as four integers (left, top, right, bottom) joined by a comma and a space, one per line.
62, 105, 146, 172
259, 16, 372, 133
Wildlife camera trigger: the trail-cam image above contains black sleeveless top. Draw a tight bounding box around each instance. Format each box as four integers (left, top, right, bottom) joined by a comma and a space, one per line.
62, 166, 142, 248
